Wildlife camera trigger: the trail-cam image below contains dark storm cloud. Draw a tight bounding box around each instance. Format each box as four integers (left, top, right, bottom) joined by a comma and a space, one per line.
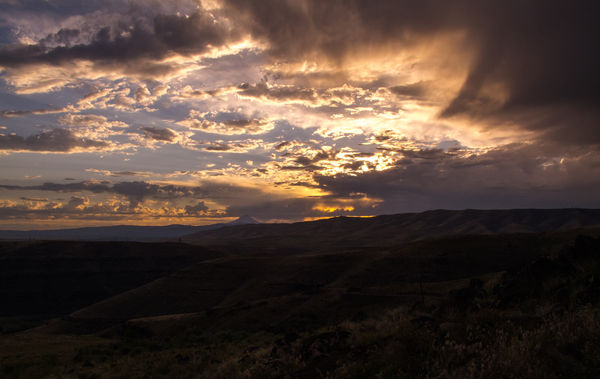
222, 0, 600, 143
437, 3, 600, 144
39, 28, 80, 47
0, 11, 230, 75
0, 128, 108, 152
315, 144, 600, 212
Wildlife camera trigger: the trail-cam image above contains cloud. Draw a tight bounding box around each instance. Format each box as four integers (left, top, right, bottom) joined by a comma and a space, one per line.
184, 201, 209, 216
0, 107, 67, 118
173, 85, 227, 100
314, 143, 600, 211
1, 0, 599, 227
178, 109, 276, 135
225, 194, 379, 221
85, 169, 153, 177
126, 126, 194, 150
59, 114, 130, 142
19, 197, 48, 202
139, 126, 177, 142
198, 139, 267, 153
0, 195, 221, 221
0, 179, 270, 208
277, 148, 338, 172
0, 11, 230, 70
0, 180, 202, 208
60, 114, 126, 129
0, 180, 112, 194
220, 0, 600, 144
389, 82, 427, 99
237, 82, 318, 104
235, 82, 367, 108
0, 7, 241, 93
0, 128, 109, 152
3, 1, 599, 144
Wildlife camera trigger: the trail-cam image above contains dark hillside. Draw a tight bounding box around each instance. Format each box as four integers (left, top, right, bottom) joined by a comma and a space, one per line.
0, 241, 220, 331
1, 231, 598, 378
62, 230, 590, 332
183, 208, 600, 249
1, 211, 599, 377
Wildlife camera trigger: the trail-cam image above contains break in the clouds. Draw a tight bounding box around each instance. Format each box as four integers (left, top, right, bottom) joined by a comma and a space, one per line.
0, 0, 598, 228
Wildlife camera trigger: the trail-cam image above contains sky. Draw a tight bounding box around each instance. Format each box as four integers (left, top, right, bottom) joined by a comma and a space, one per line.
0, 0, 599, 229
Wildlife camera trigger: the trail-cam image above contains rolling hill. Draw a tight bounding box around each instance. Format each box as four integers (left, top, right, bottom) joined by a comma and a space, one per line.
0, 216, 259, 242
182, 208, 600, 248
1, 209, 599, 378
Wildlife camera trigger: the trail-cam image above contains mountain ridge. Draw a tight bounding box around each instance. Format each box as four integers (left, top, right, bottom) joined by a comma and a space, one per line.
0, 216, 260, 241
182, 208, 600, 248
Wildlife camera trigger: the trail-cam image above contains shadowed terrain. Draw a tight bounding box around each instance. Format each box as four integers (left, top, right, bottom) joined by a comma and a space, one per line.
183, 208, 600, 249
0, 241, 222, 332
0, 209, 599, 378
0, 216, 259, 242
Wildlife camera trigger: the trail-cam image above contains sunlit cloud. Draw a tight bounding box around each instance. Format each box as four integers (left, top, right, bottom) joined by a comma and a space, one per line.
178, 109, 276, 135
0, 0, 598, 227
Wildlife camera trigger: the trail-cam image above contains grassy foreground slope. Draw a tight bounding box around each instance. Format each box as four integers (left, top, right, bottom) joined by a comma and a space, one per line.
0, 241, 221, 332
0, 230, 599, 377
68, 232, 554, 327
1, 209, 599, 377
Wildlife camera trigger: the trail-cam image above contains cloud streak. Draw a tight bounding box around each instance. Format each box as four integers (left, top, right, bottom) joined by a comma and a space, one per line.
0, 11, 230, 71
0, 128, 109, 152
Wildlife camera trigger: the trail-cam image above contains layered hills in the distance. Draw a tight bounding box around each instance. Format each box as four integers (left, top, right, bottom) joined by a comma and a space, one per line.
0, 215, 260, 242
2, 209, 599, 244
182, 208, 600, 248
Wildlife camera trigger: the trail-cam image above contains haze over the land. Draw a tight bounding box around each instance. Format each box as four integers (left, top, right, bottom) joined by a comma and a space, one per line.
1, 1, 599, 229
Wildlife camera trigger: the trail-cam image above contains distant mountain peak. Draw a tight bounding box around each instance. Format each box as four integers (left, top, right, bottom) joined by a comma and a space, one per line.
227, 215, 260, 226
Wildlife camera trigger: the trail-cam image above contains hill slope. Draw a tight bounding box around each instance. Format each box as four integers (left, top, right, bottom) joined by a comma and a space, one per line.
0, 216, 259, 242
0, 241, 221, 321
65, 229, 595, 330
183, 208, 600, 248
1, 211, 599, 378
